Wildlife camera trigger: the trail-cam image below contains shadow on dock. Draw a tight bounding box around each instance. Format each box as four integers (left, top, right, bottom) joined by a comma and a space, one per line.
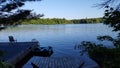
15, 46, 53, 68
0, 40, 53, 68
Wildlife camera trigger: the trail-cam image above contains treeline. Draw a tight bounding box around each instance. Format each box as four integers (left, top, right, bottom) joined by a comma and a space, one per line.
20, 18, 103, 24
71, 18, 103, 24
21, 18, 72, 24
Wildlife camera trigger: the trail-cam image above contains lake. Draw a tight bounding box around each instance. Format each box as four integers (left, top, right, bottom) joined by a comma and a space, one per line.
0, 23, 117, 67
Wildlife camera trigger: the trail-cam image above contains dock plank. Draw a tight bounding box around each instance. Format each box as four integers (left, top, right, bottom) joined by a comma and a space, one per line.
0, 42, 39, 67
23, 57, 82, 68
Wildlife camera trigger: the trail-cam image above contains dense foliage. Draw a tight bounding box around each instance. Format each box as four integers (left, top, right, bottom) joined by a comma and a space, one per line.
21, 18, 72, 24
104, 6, 120, 31
0, 62, 13, 68
0, 0, 42, 26
20, 18, 103, 25
71, 18, 103, 24
0, 50, 13, 68
77, 1, 120, 67
78, 33, 120, 68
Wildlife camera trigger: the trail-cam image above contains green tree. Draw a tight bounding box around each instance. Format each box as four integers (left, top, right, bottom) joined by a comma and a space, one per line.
0, 0, 42, 25
76, 0, 120, 68
0, 0, 42, 67
99, 0, 120, 31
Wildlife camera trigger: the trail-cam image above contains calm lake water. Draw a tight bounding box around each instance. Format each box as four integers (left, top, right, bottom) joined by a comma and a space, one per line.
0, 23, 118, 67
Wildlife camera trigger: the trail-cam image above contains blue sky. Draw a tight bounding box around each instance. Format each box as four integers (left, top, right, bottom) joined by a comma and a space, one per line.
23, 0, 104, 19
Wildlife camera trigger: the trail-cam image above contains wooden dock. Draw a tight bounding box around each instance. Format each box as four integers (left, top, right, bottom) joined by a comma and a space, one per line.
23, 57, 81, 68
0, 41, 39, 68
0, 41, 99, 68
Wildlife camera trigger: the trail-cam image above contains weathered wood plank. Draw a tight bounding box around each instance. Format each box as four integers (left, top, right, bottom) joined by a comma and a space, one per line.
0, 41, 39, 68
23, 57, 82, 68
